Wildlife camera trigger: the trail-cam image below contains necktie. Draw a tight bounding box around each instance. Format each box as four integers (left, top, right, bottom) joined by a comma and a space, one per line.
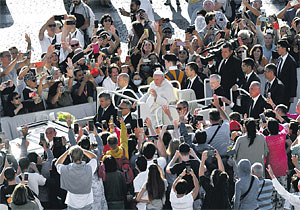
218, 59, 226, 73
249, 99, 254, 117
277, 57, 283, 76
265, 82, 271, 96
187, 79, 192, 89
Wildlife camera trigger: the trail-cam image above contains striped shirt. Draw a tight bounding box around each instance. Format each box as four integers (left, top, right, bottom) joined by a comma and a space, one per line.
165, 69, 186, 87
257, 178, 273, 210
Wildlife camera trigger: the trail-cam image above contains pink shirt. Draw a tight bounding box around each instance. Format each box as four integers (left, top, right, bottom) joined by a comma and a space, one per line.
265, 125, 288, 177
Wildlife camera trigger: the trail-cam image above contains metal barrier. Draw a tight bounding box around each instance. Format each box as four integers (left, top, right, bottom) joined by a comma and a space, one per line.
111, 89, 140, 107
230, 87, 250, 103
203, 78, 211, 106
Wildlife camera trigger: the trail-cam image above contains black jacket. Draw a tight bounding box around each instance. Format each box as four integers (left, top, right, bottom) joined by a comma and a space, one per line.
94, 103, 117, 124
241, 71, 260, 92
184, 76, 204, 100
264, 78, 285, 106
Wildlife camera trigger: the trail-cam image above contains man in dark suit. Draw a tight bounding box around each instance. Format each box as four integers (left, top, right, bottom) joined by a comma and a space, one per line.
184, 62, 204, 100
93, 92, 117, 124
114, 73, 137, 107
176, 100, 193, 124
118, 99, 134, 126
264, 63, 285, 105
228, 81, 272, 119
276, 39, 298, 108
240, 58, 260, 92
217, 42, 245, 99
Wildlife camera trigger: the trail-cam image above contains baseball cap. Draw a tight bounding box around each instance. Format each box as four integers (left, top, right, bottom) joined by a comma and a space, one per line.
230, 120, 242, 131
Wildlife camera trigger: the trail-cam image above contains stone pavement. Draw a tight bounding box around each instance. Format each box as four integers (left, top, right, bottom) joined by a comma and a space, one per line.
0, 0, 285, 62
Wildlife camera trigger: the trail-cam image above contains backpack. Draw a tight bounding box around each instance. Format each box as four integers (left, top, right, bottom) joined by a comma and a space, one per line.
115, 148, 134, 184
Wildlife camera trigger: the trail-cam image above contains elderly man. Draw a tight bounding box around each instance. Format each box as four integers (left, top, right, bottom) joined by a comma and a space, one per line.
209, 74, 226, 98
140, 70, 176, 125
55, 145, 97, 209
114, 73, 136, 107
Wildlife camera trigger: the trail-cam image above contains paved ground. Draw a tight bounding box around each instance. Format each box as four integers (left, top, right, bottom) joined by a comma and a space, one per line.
0, 0, 285, 62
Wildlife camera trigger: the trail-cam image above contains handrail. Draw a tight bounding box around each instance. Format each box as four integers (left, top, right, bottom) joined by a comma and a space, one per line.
230, 87, 250, 103
111, 89, 140, 107
108, 90, 139, 103
203, 78, 210, 106
138, 85, 150, 96
155, 105, 177, 126
170, 80, 181, 90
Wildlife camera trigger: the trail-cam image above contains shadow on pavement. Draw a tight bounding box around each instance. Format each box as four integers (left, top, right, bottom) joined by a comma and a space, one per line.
0, 0, 14, 28
169, 4, 190, 30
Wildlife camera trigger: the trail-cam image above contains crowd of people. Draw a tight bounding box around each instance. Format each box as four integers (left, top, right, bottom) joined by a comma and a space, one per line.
1, 0, 300, 209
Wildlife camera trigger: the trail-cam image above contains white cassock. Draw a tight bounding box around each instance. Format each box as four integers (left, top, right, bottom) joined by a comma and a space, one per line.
140, 79, 177, 126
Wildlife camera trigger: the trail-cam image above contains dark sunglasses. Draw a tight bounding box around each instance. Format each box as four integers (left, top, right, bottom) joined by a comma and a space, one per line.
179, 51, 187, 54
176, 107, 183, 111
104, 19, 112, 22
48, 24, 56, 27
14, 96, 21, 100
71, 43, 79, 47
31, 79, 37, 82
163, 30, 172, 34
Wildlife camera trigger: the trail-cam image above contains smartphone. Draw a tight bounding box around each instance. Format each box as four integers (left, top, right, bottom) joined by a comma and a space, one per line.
54, 15, 64, 21
144, 29, 149, 37
4, 81, 10, 87
148, 135, 158, 141
176, 41, 185, 47
29, 92, 36, 98
117, 110, 122, 118
24, 173, 29, 182
259, 113, 267, 123
291, 0, 299, 6
162, 18, 170, 23
260, 17, 269, 22
207, 150, 215, 157
66, 20, 76, 25
93, 44, 99, 54
138, 118, 143, 128
39, 133, 46, 146
94, 19, 99, 28
185, 162, 191, 173
179, 136, 184, 142
88, 120, 94, 131
166, 125, 174, 130
53, 136, 63, 147
226, 22, 231, 29
74, 123, 79, 134
236, 13, 242, 19
46, 75, 53, 80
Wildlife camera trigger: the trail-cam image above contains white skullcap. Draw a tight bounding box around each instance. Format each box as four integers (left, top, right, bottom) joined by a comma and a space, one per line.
153, 70, 164, 76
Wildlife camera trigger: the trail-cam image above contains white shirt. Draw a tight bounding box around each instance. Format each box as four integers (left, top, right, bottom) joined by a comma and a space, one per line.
272, 178, 300, 210
170, 188, 194, 210
133, 171, 148, 210
57, 158, 97, 209
20, 172, 46, 196
252, 94, 260, 108
188, 75, 197, 88
147, 157, 167, 171
103, 77, 117, 91
245, 71, 254, 82
39, 32, 62, 54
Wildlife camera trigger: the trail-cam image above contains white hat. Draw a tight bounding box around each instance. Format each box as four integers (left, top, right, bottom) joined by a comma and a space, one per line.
153, 70, 164, 76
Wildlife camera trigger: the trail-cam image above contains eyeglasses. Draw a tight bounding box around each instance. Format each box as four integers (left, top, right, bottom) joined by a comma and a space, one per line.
14, 96, 21, 100
104, 19, 112, 22
31, 79, 37, 82
176, 107, 183, 111
163, 30, 172, 34
48, 24, 56, 27
179, 51, 187, 55
71, 43, 79, 47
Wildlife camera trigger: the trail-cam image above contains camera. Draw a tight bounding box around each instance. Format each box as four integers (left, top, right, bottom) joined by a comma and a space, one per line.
207, 149, 215, 157
66, 20, 76, 25
94, 19, 99, 28
54, 44, 61, 50
186, 25, 195, 34
54, 15, 64, 21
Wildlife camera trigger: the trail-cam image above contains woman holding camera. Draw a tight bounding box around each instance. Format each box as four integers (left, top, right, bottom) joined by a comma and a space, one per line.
47, 79, 72, 109
5, 92, 27, 117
